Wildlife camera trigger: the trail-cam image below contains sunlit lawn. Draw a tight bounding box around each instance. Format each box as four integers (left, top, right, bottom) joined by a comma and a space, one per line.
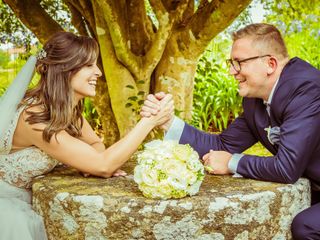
0, 68, 39, 95
244, 142, 272, 157
209, 131, 272, 157
0, 69, 15, 85
0, 69, 14, 95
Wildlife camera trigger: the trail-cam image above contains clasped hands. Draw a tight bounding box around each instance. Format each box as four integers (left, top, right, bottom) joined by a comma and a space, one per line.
141, 92, 232, 175
140, 92, 174, 130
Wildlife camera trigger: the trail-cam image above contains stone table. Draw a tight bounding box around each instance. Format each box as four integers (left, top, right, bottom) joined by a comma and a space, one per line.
32, 165, 310, 240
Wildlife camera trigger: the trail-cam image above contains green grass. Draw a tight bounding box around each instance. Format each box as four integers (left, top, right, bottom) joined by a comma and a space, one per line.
0, 66, 40, 97
0, 69, 14, 95
243, 142, 272, 157
208, 131, 272, 157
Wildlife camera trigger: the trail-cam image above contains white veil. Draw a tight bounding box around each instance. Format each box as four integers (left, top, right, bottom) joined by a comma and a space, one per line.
0, 56, 37, 146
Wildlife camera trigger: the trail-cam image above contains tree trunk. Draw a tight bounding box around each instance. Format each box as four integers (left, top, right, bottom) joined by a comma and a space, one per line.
93, 2, 142, 137
155, 32, 198, 120
93, 74, 120, 147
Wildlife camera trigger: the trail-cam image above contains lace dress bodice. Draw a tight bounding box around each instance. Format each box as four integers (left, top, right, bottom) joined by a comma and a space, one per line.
0, 106, 58, 188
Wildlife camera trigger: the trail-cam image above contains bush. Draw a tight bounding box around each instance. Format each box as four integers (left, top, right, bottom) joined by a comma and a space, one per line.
0, 50, 10, 68
82, 98, 102, 135
191, 51, 242, 132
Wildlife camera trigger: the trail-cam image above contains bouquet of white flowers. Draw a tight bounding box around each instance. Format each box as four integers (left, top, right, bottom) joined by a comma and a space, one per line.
134, 140, 204, 199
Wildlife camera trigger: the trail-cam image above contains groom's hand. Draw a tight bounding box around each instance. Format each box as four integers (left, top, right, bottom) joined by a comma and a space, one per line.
202, 150, 232, 175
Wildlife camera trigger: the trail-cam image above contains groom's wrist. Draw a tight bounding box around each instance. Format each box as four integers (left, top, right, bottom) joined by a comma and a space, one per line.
160, 116, 174, 131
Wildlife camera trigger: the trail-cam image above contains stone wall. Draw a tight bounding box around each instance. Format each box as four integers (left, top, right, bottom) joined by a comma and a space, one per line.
32, 165, 310, 240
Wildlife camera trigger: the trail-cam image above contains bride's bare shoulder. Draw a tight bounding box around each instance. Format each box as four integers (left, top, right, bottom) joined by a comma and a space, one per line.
12, 104, 46, 149
19, 103, 47, 130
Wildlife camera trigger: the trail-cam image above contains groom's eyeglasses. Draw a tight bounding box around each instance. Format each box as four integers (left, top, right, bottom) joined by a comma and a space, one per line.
226, 55, 271, 73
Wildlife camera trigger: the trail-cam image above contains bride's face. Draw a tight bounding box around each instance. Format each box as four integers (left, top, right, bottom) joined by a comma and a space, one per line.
70, 60, 102, 102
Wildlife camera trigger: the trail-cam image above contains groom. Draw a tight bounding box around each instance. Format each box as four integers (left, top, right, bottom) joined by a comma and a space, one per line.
141, 23, 320, 239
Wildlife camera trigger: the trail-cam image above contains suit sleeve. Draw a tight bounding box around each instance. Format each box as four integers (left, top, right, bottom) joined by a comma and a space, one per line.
180, 113, 258, 158
237, 83, 320, 183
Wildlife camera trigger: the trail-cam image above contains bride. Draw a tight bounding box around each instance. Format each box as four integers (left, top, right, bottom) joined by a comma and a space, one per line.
0, 31, 173, 239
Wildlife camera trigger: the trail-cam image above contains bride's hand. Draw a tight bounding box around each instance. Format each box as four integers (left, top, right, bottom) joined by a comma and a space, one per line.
112, 169, 127, 177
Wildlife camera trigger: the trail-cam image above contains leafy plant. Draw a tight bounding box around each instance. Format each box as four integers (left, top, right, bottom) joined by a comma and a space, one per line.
82, 98, 102, 135
0, 52, 26, 98
262, 0, 320, 68
125, 80, 146, 115
191, 50, 242, 132
0, 84, 6, 96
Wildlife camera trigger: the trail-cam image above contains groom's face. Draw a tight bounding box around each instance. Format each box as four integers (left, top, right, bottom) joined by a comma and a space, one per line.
229, 37, 270, 100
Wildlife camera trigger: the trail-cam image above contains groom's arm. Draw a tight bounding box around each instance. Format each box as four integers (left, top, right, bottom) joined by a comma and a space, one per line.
166, 114, 257, 158
141, 93, 257, 174
164, 117, 184, 141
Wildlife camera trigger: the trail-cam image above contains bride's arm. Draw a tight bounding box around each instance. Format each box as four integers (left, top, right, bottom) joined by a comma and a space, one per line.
78, 117, 105, 153
20, 95, 173, 178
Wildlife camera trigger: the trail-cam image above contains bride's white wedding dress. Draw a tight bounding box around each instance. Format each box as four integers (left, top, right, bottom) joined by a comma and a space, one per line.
0, 106, 58, 240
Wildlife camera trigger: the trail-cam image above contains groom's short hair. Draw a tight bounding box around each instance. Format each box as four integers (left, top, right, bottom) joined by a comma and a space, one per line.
232, 23, 289, 60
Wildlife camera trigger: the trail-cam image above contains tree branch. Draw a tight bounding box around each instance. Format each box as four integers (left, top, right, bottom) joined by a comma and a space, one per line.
96, 0, 140, 79
180, 0, 194, 27
198, 0, 210, 10
149, 0, 167, 19
3, 0, 63, 43
78, 0, 96, 33
127, 0, 156, 57
142, 0, 188, 78
161, 0, 185, 12
171, 0, 190, 25
64, 0, 97, 37
188, 0, 252, 58
65, 2, 88, 36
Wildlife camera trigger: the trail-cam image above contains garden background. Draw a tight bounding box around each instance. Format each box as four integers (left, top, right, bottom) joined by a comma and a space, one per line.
1, 0, 319, 156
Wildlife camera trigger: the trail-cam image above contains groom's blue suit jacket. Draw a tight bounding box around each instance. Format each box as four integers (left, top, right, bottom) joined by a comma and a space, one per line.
180, 57, 320, 184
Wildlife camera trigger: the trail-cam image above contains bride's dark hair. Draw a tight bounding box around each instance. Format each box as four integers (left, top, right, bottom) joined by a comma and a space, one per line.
21, 32, 99, 142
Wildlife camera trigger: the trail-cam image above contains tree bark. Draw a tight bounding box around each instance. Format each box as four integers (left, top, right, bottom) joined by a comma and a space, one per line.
155, 32, 198, 120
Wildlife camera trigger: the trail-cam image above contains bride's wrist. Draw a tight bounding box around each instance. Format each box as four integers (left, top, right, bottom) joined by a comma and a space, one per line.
140, 116, 156, 129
